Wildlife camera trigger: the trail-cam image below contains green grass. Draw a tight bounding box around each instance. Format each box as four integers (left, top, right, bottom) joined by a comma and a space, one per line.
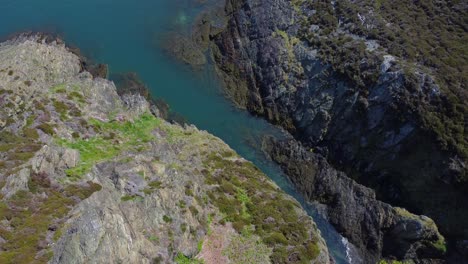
63, 137, 120, 179
89, 112, 161, 144
236, 188, 250, 220
58, 113, 161, 180
49, 84, 66, 93
175, 252, 203, 264
149, 235, 159, 242
202, 152, 321, 263
197, 239, 203, 252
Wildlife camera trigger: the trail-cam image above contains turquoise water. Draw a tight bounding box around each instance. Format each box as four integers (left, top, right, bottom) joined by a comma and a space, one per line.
1, 0, 350, 262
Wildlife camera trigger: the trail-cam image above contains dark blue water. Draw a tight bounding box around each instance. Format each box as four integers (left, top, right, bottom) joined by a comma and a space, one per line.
0, 0, 350, 262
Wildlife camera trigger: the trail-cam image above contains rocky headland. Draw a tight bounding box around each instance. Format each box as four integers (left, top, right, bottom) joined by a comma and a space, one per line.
0, 34, 332, 263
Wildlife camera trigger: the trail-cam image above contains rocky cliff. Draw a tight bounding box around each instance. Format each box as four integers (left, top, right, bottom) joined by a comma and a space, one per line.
0, 34, 331, 264
262, 137, 446, 263
173, 0, 467, 262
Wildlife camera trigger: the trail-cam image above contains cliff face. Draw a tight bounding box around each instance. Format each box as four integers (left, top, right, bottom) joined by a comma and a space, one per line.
0, 35, 331, 264
262, 137, 446, 263
207, 0, 467, 260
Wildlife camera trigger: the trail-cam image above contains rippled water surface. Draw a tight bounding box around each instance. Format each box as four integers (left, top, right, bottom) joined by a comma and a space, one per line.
1, 0, 350, 262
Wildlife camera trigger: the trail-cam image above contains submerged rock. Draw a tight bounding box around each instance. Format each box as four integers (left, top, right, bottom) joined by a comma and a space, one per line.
159, 5, 228, 68
0, 35, 330, 263
161, 33, 207, 66
111, 71, 187, 124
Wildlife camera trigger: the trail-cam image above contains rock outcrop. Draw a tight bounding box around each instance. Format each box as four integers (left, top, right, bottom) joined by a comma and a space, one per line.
198, 0, 467, 261
0, 35, 330, 263
262, 137, 446, 263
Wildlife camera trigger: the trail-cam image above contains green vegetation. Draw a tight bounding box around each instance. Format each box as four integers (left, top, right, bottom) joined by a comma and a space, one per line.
178, 200, 187, 209
394, 207, 437, 229
163, 215, 173, 223
121, 195, 143, 202
149, 235, 159, 242
340, 1, 465, 91
272, 29, 303, 91
61, 137, 121, 179
274, 29, 300, 61
53, 99, 69, 121
431, 238, 447, 254
0, 130, 41, 170
174, 252, 203, 264
53, 228, 63, 241
67, 91, 85, 104
197, 239, 203, 252
189, 205, 199, 216
50, 84, 66, 93
295, 0, 467, 162
203, 152, 321, 263
0, 173, 101, 263
185, 185, 194, 196
58, 113, 161, 180
394, 207, 446, 254
143, 180, 163, 195
148, 180, 162, 189
223, 233, 272, 264
37, 123, 56, 135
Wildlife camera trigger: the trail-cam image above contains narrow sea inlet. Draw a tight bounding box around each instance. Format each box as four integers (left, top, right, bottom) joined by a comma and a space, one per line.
1, 0, 350, 262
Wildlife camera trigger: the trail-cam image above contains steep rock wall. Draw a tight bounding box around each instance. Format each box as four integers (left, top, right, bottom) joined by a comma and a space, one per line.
209, 0, 467, 256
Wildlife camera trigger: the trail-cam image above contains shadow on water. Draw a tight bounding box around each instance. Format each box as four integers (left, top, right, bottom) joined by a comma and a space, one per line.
0, 0, 353, 262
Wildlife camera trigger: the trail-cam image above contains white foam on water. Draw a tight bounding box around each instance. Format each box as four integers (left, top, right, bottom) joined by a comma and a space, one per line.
341, 237, 353, 263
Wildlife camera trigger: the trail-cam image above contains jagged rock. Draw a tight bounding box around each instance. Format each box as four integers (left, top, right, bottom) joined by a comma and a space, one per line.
207, 0, 467, 261
31, 145, 80, 178
1, 168, 30, 198
120, 93, 151, 117
262, 136, 446, 263
111, 71, 185, 122
0, 35, 330, 264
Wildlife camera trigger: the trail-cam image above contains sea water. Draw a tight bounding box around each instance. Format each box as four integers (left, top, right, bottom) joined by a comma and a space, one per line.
0, 0, 352, 262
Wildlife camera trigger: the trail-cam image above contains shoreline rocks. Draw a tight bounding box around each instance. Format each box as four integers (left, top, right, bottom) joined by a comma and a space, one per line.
262, 136, 446, 263
0, 34, 331, 264
200, 0, 467, 261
